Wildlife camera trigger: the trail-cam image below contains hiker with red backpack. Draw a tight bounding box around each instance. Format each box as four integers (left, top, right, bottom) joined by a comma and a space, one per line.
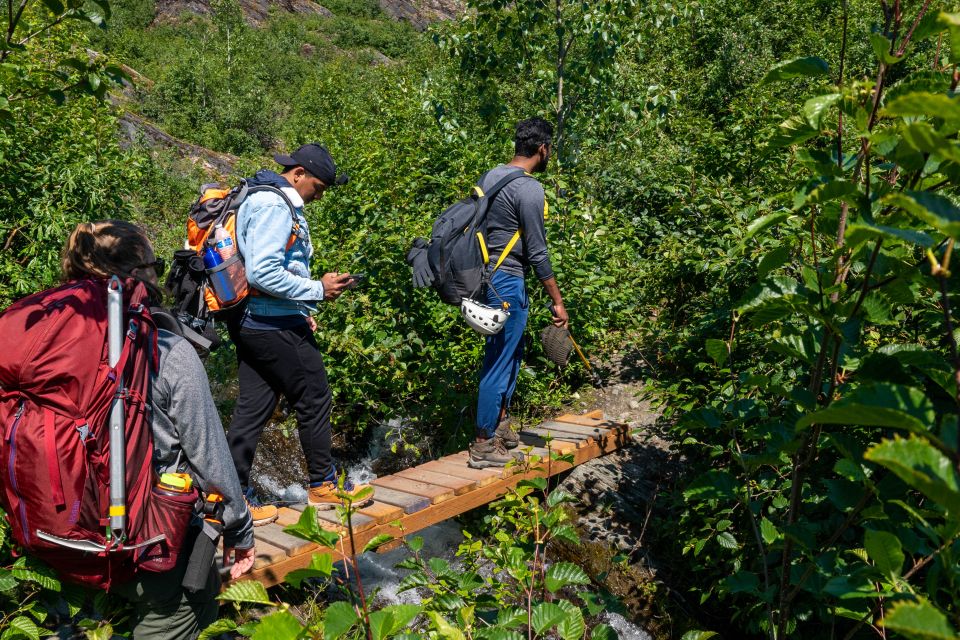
225, 143, 374, 526
0, 221, 254, 640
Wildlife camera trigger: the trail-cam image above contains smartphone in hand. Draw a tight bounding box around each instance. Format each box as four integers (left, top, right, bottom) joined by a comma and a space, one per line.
346, 273, 366, 289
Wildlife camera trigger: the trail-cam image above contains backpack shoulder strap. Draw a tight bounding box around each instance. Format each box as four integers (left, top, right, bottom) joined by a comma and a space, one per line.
477, 168, 527, 203
474, 169, 529, 269
150, 308, 213, 352
243, 185, 302, 251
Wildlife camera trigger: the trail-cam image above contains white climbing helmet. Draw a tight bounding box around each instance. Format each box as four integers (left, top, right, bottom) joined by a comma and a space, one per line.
460, 298, 509, 335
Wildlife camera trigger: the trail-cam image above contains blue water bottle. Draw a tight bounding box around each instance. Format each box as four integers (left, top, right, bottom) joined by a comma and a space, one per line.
203, 246, 237, 304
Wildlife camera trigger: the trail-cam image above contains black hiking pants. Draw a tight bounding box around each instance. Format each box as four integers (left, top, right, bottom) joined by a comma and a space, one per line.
227, 323, 334, 490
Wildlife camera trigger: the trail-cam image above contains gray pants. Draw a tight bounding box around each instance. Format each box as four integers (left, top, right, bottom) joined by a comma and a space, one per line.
112, 540, 221, 640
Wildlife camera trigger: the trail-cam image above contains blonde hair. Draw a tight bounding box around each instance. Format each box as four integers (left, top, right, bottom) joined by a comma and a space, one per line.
61, 220, 152, 282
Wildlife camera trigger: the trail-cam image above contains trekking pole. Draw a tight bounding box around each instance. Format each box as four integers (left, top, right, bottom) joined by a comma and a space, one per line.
107, 276, 127, 541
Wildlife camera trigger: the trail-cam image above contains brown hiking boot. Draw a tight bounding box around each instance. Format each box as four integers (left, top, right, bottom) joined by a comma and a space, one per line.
468, 436, 524, 469
494, 418, 520, 449
308, 481, 375, 511
246, 498, 278, 527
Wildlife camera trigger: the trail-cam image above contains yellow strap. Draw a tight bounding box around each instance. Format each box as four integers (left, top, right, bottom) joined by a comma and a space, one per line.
473, 185, 484, 198
477, 232, 490, 264
493, 229, 522, 271
109, 506, 126, 517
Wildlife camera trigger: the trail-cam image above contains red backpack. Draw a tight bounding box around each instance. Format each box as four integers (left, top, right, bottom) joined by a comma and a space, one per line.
0, 278, 196, 589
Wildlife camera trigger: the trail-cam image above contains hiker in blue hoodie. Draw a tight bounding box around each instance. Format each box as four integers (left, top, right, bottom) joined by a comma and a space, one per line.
227, 143, 374, 525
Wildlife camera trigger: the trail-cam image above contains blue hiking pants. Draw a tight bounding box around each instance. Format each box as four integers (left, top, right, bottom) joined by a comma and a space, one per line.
476, 270, 529, 438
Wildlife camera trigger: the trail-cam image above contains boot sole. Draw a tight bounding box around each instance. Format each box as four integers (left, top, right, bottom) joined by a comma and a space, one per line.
251, 513, 279, 527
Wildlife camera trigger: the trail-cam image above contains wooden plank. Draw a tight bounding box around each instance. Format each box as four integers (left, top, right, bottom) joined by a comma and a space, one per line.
316, 509, 376, 532
357, 501, 404, 524
276, 506, 304, 527
518, 431, 578, 449
555, 413, 626, 431
225, 406, 633, 590
521, 426, 591, 444
393, 468, 477, 495
521, 437, 579, 454
244, 546, 346, 588
372, 475, 456, 504
540, 421, 613, 437
440, 452, 521, 477
252, 539, 289, 570
585, 409, 604, 419
255, 523, 318, 557
419, 460, 502, 487
368, 485, 431, 514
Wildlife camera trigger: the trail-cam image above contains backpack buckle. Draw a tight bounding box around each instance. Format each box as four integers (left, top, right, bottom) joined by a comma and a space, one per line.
74, 419, 90, 443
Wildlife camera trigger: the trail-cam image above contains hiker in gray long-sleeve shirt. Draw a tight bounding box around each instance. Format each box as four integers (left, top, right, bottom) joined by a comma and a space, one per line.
58, 220, 254, 640
150, 332, 254, 553
468, 117, 570, 469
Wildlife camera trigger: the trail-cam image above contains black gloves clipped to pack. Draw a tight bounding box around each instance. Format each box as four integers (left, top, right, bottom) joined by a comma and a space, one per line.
406, 238, 434, 288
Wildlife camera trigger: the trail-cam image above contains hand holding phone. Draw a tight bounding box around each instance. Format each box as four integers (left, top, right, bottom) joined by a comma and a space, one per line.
345, 273, 366, 289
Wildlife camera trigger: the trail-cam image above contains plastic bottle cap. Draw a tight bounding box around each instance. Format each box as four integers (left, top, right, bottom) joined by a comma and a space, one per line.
159, 472, 192, 491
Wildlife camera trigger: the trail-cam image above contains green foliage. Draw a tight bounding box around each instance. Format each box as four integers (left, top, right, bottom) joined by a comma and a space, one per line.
643, 2, 960, 637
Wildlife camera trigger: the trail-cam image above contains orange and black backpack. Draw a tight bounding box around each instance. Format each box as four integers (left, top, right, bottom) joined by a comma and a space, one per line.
165, 180, 299, 348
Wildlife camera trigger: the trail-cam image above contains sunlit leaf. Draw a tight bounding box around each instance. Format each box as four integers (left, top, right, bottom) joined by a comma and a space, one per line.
369, 604, 421, 640
531, 603, 567, 634
796, 384, 934, 432
866, 436, 960, 515
804, 93, 841, 128
881, 598, 957, 639
284, 506, 340, 547
545, 562, 590, 592
363, 534, 396, 553
250, 610, 303, 640
217, 580, 272, 606
883, 92, 960, 122
556, 599, 586, 640
324, 602, 359, 640
762, 56, 829, 83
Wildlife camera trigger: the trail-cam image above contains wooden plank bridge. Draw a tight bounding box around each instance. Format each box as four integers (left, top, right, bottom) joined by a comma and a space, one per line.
232, 410, 633, 588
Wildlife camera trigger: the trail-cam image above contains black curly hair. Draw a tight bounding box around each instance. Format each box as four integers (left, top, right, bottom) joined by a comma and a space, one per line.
514, 117, 554, 157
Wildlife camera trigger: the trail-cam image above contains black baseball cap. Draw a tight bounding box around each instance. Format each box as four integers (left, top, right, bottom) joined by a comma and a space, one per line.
274, 143, 349, 187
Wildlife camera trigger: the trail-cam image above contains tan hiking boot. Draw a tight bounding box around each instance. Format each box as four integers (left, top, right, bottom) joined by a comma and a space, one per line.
308, 481, 375, 511
246, 499, 278, 527
494, 418, 520, 449
468, 436, 524, 469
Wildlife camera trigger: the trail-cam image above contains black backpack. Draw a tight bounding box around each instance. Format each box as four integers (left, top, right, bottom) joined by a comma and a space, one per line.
413, 169, 526, 305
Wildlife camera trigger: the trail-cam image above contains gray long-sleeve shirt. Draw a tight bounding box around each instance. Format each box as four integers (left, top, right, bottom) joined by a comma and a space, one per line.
479, 164, 554, 282
150, 331, 254, 550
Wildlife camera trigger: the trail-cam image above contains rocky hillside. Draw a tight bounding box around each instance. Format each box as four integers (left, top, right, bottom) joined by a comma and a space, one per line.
378, 0, 464, 30
152, 0, 464, 28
